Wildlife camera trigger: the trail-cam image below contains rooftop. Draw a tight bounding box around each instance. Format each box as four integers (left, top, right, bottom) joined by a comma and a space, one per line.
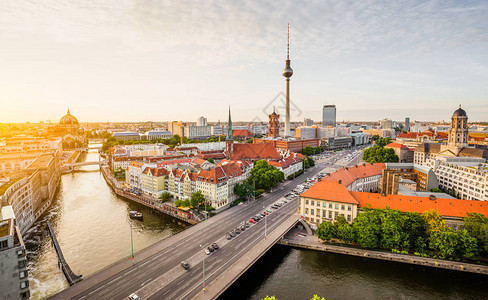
27, 153, 54, 169
0, 177, 23, 196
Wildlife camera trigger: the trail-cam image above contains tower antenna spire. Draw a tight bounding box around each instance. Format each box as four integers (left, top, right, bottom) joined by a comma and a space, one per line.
287, 23, 290, 60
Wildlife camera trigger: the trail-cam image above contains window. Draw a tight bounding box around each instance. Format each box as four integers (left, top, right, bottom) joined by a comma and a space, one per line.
348, 205, 352, 211
322, 202, 326, 207
305, 199, 309, 205
335, 204, 339, 209
335, 212, 338, 217
311, 200, 315, 206
18, 260, 26, 268
311, 209, 314, 215
329, 212, 332, 219
347, 215, 351, 222
19, 271, 26, 279
341, 205, 345, 210
322, 211, 326, 218
329, 203, 332, 208
17, 249, 25, 257
20, 281, 29, 289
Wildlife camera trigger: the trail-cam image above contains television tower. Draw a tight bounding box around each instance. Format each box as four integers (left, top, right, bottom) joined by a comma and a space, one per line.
282, 23, 293, 137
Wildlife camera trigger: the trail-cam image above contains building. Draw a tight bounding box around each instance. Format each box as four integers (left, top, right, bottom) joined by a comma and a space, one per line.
362, 128, 396, 139
227, 143, 281, 162
184, 126, 211, 140
254, 137, 320, 153
348, 132, 369, 146
380, 118, 393, 129
322, 105, 336, 127
317, 126, 335, 139
211, 126, 224, 136
336, 125, 351, 137
303, 118, 313, 126
322, 163, 385, 192
300, 180, 488, 229
0, 206, 30, 300
268, 152, 305, 178
47, 109, 84, 137
126, 161, 146, 189
429, 156, 488, 201
167, 121, 188, 137
385, 143, 414, 163
113, 132, 141, 141
322, 136, 352, 150
232, 130, 254, 141
405, 117, 410, 132
268, 109, 280, 138
295, 126, 317, 139
197, 116, 208, 127
379, 163, 438, 194
145, 130, 172, 140
141, 168, 168, 198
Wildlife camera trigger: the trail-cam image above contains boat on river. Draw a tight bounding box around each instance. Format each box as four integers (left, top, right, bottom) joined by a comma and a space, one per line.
129, 211, 143, 220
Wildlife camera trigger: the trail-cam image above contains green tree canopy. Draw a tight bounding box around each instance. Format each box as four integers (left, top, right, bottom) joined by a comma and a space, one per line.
362, 146, 399, 163
247, 160, 284, 191
159, 192, 172, 202
316, 221, 336, 241
375, 138, 391, 147
190, 191, 206, 208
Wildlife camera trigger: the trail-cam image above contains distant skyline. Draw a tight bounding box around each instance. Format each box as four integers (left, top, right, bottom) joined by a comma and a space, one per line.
1, 1, 487, 123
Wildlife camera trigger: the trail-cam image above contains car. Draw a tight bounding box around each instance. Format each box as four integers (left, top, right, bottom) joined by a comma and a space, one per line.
241, 225, 245, 231
129, 294, 140, 300
181, 261, 190, 270
212, 243, 219, 250
208, 246, 214, 253
231, 230, 236, 237
249, 219, 256, 224
263, 211, 269, 215
205, 248, 211, 255
259, 213, 265, 218
245, 222, 250, 228
235, 227, 241, 234
254, 215, 261, 220
226, 233, 232, 239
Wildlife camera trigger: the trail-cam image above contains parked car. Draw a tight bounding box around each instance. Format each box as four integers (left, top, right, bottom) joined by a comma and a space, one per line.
212, 243, 219, 250
249, 219, 256, 224
263, 211, 269, 215
241, 225, 246, 231
227, 233, 232, 239
231, 230, 236, 237
181, 261, 190, 270
208, 246, 214, 253
129, 294, 140, 300
235, 227, 241, 234
245, 222, 250, 228
205, 248, 211, 255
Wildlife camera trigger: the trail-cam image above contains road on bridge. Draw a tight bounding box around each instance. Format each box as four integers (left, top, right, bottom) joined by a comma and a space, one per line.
49, 158, 334, 300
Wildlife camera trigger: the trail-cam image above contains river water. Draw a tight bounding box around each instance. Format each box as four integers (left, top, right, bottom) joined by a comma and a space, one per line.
23, 145, 488, 300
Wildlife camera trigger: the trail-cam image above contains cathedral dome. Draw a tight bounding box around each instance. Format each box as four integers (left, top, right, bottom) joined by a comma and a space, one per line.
60, 109, 79, 125
452, 105, 467, 118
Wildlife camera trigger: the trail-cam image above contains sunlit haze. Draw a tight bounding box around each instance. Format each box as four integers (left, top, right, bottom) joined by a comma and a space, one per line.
1, 0, 487, 122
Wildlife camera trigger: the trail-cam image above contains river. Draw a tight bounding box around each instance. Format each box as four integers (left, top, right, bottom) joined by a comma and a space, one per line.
23, 145, 488, 300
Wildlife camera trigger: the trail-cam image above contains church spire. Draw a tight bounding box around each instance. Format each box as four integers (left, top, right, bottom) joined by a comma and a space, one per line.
227, 105, 233, 141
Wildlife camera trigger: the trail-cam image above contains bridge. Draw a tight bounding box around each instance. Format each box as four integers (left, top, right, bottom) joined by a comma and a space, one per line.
47, 220, 83, 285
49, 162, 324, 300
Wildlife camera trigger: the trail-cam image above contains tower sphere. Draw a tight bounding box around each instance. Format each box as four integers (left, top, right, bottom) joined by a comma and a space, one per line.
283, 64, 293, 77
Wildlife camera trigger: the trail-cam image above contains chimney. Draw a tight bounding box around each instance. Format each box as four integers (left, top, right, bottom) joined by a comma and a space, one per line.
381, 192, 387, 197
429, 195, 436, 201
338, 180, 342, 184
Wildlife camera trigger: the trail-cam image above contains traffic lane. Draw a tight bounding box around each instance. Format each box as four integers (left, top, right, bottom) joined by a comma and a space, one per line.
147, 202, 296, 300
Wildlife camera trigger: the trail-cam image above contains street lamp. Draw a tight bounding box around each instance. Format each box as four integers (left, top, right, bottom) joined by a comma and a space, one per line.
130, 226, 135, 264
199, 245, 206, 292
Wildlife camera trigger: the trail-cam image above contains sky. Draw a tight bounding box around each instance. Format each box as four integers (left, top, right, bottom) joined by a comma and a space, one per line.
0, 0, 487, 123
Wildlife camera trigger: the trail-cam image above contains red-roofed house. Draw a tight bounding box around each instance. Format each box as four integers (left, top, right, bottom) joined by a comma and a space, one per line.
232, 129, 254, 141
300, 180, 488, 229
321, 163, 385, 192
141, 167, 168, 197
385, 143, 414, 163
228, 143, 281, 162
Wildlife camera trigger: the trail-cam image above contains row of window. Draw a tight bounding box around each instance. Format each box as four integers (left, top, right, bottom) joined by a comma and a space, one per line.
305, 199, 352, 211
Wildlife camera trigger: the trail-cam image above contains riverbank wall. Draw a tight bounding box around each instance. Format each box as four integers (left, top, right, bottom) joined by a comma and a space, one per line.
278, 237, 488, 275
100, 166, 200, 225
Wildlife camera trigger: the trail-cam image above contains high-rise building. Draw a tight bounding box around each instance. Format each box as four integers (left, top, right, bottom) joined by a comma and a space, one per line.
322, 105, 336, 127
380, 118, 393, 129
197, 116, 207, 127
282, 24, 293, 137
268, 108, 280, 138
405, 117, 410, 132
303, 118, 313, 126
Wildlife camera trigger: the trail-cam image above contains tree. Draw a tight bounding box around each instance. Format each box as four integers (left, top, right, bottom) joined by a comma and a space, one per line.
429, 229, 459, 259
207, 158, 215, 164
234, 181, 255, 200
190, 191, 206, 208
336, 222, 354, 243
375, 138, 391, 147
378, 208, 406, 250
352, 208, 381, 248
362, 146, 399, 163
316, 221, 336, 241
457, 229, 478, 259
247, 160, 284, 191
463, 213, 488, 255
261, 297, 277, 300
423, 210, 448, 237
371, 135, 380, 141
159, 192, 172, 202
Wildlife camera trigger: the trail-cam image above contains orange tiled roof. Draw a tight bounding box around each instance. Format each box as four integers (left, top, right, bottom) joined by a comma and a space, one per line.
322, 163, 385, 187
128, 161, 145, 168
351, 191, 488, 218
398, 132, 418, 139
301, 181, 359, 204
386, 143, 408, 149
230, 143, 281, 161
232, 129, 253, 137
